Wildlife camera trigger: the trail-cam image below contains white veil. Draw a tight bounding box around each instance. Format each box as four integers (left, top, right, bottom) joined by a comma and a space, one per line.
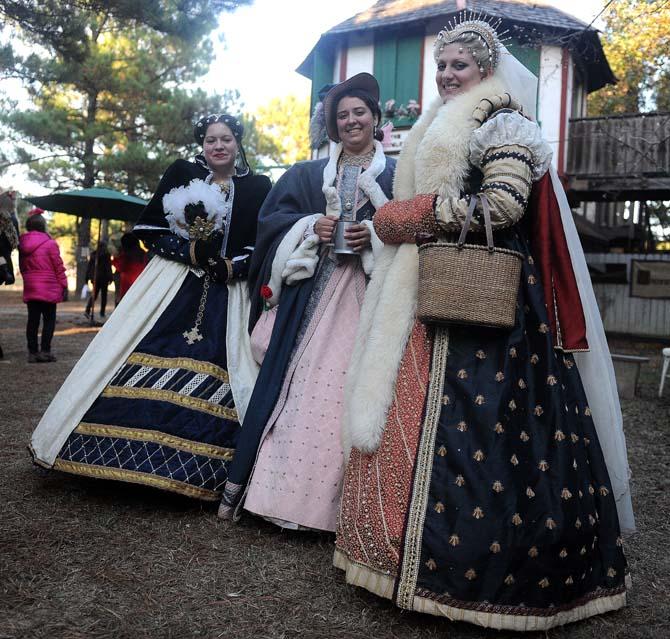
494, 49, 635, 534
550, 168, 635, 534
497, 44, 538, 121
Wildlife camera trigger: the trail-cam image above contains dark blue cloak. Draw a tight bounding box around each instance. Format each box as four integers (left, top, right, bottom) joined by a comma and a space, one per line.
228, 156, 396, 493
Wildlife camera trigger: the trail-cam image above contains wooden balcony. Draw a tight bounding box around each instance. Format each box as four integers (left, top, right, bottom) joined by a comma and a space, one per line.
567, 112, 670, 201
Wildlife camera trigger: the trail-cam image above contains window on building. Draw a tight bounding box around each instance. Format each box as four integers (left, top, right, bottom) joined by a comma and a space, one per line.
374, 32, 423, 127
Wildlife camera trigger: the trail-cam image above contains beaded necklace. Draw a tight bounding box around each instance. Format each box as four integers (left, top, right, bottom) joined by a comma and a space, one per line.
338, 148, 375, 169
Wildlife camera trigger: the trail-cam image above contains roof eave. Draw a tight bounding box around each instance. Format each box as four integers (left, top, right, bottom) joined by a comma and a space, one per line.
296, 48, 314, 79
578, 31, 616, 92
299, 18, 616, 91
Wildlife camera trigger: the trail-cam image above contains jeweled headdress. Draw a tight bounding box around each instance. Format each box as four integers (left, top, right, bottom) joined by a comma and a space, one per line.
433, 11, 507, 74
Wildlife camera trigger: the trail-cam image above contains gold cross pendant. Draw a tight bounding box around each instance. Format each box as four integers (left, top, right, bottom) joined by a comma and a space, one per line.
183, 326, 203, 345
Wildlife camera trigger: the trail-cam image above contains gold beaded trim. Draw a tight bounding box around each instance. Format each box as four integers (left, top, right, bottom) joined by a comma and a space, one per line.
101, 385, 238, 421
74, 422, 234, 460
126, 352, 229, 383
396, 326, 450, 609
53, 459, 221, 500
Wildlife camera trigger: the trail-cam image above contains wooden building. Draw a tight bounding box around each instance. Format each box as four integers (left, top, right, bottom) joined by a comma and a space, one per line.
298, 0, 615, 173
297, 0, 670, 338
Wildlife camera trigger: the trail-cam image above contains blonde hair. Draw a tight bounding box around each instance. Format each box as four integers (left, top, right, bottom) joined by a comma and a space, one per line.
433, 19, 501, 75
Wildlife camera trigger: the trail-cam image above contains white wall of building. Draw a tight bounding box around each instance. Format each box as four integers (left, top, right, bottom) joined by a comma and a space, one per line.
333, 48, 343, 83
537, 45, 564, 171
344, 33, 374, 78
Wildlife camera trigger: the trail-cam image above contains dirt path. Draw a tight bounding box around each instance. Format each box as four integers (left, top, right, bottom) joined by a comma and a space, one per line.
1, 289, 668, 639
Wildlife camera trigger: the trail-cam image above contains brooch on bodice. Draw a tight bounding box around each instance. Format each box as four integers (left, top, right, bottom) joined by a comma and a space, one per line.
162, 178, 227, 241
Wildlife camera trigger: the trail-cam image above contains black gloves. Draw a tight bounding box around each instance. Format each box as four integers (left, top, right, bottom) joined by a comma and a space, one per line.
192, 232, 224, 266
0, 258, 14, 285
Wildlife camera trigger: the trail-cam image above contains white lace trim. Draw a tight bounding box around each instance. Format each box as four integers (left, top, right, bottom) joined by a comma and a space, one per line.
469, 111, 553, 181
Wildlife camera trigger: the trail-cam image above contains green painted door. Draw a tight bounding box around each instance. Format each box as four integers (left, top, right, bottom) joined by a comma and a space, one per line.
374, 32, 422, 126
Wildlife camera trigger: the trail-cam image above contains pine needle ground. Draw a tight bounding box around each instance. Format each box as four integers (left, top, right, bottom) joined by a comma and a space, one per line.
1, 290, 668, 639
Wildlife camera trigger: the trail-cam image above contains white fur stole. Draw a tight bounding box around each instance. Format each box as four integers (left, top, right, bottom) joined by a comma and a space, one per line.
345, 78, 507, 456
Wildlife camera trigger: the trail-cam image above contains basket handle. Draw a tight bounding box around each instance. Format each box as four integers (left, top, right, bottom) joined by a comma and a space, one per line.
479, 193, 495, 252
456, 194, 495, 251
456, 195, 479, 247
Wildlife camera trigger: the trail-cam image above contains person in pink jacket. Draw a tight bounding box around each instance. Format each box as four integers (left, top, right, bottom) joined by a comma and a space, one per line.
18, 211, 68, 363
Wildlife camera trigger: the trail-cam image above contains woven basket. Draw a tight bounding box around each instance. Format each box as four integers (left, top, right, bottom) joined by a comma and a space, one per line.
417, 194, 523, 329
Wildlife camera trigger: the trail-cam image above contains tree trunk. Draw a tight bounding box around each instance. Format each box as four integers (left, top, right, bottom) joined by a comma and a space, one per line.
76, 91, 99, 296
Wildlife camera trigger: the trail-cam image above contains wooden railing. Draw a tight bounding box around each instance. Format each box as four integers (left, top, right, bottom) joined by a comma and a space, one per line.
567, 112, 670, 197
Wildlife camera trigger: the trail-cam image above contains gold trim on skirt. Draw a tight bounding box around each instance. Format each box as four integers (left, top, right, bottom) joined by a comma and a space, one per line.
74, 422, 234, 461
397, 326, 450, 608
52, 459, 220, 501
101, 386, 238, 421
126, 352, 230, 383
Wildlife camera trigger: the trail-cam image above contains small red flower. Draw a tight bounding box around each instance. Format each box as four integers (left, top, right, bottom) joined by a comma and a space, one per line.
260, 285, 273, 300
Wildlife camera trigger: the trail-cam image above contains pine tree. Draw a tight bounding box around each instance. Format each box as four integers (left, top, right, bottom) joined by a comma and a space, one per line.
0, 0, 251, 291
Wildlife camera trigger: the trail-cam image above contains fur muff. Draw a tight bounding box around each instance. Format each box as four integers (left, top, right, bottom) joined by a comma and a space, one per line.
266, 140, 391, 304
344, 78, 508, 456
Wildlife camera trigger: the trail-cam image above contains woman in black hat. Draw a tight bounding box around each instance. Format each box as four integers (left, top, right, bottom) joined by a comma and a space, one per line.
30, 114, 272, 503
219, 74, 396, 532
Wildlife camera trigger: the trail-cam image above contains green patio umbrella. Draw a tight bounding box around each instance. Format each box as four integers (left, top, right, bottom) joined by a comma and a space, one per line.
25, 187, 147, 222
24, 187, 148, 325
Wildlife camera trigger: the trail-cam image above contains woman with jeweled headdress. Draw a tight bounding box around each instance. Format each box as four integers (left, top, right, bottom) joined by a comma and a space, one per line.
218, 74, 396, 532
334, 15, 633, 630
29, 114, 271, 501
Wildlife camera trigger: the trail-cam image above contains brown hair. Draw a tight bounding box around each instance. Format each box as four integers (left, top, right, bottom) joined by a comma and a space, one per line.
25, 214, 47, 233
335, 89, 384, 142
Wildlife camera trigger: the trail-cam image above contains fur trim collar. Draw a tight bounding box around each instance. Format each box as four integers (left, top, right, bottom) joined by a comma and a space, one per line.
266, 143, 391, 307
345, 78, 507, 456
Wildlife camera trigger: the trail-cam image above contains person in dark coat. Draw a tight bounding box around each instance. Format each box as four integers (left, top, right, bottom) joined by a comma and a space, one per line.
219, 74, 396, 531
0, 189, 20, 360
84, 242, 114, 318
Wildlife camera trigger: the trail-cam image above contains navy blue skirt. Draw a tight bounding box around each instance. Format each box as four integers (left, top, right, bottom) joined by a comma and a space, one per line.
409, 226, 627, 613
55, 272, 239, 500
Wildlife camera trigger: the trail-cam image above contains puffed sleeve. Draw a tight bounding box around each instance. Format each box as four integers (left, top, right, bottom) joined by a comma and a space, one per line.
435, 112, 553, 231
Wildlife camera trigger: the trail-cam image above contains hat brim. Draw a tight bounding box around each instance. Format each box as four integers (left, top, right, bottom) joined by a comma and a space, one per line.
323, 73, 380, 143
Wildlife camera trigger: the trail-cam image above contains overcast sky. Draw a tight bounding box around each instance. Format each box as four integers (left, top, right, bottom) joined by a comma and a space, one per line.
204, 0, 606, 110
1, 0, 607, 195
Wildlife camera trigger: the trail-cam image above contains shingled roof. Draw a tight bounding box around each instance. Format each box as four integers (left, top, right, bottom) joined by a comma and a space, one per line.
297, 0, 615, 92
328, 0, 589, 35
